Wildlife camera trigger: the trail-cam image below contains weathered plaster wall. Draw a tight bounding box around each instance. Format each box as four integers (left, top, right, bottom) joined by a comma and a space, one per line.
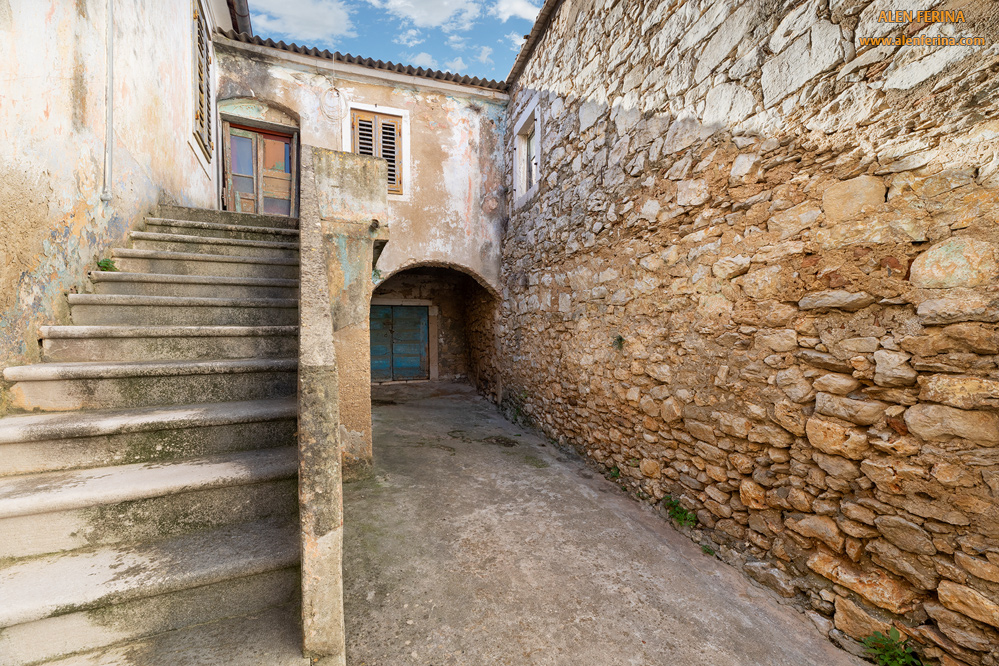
0, 0, 227, 378
214, 38, 507, 293
494, 0, 999, 663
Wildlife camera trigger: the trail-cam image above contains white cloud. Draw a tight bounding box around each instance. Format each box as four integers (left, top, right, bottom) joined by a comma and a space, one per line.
445, 57, 467, 72
407, 52, 440, 69
490, 0, 540, 22
447, 34, 467, 50
396, 28, 424, 47
251, 0, 355, 42
476, 45, 494, 64
365, 0, 481, 30
504, 31, 526, 51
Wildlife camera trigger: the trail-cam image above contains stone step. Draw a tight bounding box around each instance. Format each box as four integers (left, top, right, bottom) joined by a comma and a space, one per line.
0, 447, 298, 559
0, 519, 298, 630
145, 217, 301, 242
112, 248, 299, 280
130, 231, 300, 259
0, 570, 300, 666
89, 270, 300, 299
40, 325, 299, 362
155, 204, 299, 231
68, 294, 298, 326
0, 398, 297, 476
3, 359, 297, 411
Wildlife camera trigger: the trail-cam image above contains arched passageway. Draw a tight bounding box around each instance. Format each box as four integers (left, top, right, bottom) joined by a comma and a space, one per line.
369, 265, 500, 397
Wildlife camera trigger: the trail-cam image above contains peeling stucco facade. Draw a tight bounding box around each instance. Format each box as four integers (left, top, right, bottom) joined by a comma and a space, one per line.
214, 37, 508, 294
0, 0, 233, 382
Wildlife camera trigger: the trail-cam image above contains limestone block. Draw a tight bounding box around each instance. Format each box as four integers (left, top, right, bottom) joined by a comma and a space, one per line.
813, 373, 862, 395
748, 424, 794, 447
904, 404, 999, 444
884, 27, 981, 91
694, 0, 758, 82
758, 329, 798, 352
663, 117, 710, 155
761, 21, 850, 107
773, 0, 825, 54
807, 551, 919, 614
814, 452, 861, 479
874, 515, 935, 555
919, 374, 999, 411
776, 366, 815, 403
821, 175, 886, 223
744, 561, 799, 597
661, 396, 682, 422
815, 393, 886, 426
799, 290, 875, 312
639, 458, 662, 479
924, 601, 999, 652
955, 552, 999, 584
938, 580, 999, 629
676, 179, 710, 206
917, 294, 999, 325
728, 153, 759, 186
865, 539, 938, 590
909, 238, 999, 289
702, 83, 755, 128
787, 514, 845, 551
768, 201, 822, 240
873, 350, 917, 387
712, 254, 750, 279
834, 596, 890, 641
806, 416, 870, 459
740, 478, 768, 510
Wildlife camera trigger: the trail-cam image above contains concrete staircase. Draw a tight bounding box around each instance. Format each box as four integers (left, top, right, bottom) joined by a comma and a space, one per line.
0, 205, 309, 665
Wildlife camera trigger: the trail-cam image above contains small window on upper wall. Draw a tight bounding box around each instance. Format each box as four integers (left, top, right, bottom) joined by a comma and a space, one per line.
351, 109, 403, 195
514, 100, 540, 207
192, 0, 212, 158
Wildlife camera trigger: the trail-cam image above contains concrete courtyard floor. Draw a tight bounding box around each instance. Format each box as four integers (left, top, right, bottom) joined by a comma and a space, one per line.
343, 382, 867, 666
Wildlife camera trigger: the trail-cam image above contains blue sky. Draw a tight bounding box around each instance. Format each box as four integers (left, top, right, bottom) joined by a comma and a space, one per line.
248, 0, 540, 82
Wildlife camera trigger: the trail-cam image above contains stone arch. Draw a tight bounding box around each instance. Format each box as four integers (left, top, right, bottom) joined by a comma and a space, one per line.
375, 260, 500, 301
370, 263, 501, 397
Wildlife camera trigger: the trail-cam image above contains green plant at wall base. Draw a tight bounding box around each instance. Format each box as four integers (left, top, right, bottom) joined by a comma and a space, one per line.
612, 334, 625, 350
663, 496, 697, 528
608, 466, 621, 479
96, 258, 118, 272
862, 628, 923, 666
701, 544, 715, 556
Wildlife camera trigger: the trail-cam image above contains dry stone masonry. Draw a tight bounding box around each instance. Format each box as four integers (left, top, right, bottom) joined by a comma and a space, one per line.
489, 0, 999, 663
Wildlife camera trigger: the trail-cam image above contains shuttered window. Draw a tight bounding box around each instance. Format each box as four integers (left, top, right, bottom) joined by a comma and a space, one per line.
351, 110, 403, 195
193, 1, 212, 158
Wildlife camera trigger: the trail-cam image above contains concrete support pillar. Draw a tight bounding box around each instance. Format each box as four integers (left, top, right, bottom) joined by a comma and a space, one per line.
297, 147, 387, 661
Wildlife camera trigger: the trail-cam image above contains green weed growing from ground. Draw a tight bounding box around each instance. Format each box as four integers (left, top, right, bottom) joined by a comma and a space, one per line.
663, 496, 697, 528
97, 258, 118, 272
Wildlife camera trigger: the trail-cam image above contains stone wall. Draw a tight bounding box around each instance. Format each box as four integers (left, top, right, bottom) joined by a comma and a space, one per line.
494, 0, 999, 663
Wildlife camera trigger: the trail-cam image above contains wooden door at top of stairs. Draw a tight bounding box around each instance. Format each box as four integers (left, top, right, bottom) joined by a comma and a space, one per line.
224, 123, 297, 216
370, 305, 429, 382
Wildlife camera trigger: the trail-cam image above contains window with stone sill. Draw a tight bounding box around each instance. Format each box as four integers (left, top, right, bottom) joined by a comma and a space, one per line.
514, 100, 541, 207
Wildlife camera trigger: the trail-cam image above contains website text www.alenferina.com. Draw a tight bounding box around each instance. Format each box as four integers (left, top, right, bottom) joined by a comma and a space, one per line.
859, 9, 987, 47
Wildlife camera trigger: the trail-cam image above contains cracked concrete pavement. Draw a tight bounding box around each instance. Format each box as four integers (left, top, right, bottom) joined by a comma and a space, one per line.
343, 382, 867, 666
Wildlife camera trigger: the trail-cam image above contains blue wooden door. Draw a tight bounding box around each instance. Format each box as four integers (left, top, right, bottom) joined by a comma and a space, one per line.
369, 305, 429, 381
369, 305, 393, 382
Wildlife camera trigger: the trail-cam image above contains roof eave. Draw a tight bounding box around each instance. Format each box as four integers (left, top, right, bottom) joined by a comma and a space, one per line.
505, 0, 565, 89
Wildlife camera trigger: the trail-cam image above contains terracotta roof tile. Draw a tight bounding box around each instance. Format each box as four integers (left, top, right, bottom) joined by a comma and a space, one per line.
217, 30, 509, 93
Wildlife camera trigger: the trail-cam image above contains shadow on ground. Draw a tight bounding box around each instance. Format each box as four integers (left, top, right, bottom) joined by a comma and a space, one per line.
343, 381, 865, 666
